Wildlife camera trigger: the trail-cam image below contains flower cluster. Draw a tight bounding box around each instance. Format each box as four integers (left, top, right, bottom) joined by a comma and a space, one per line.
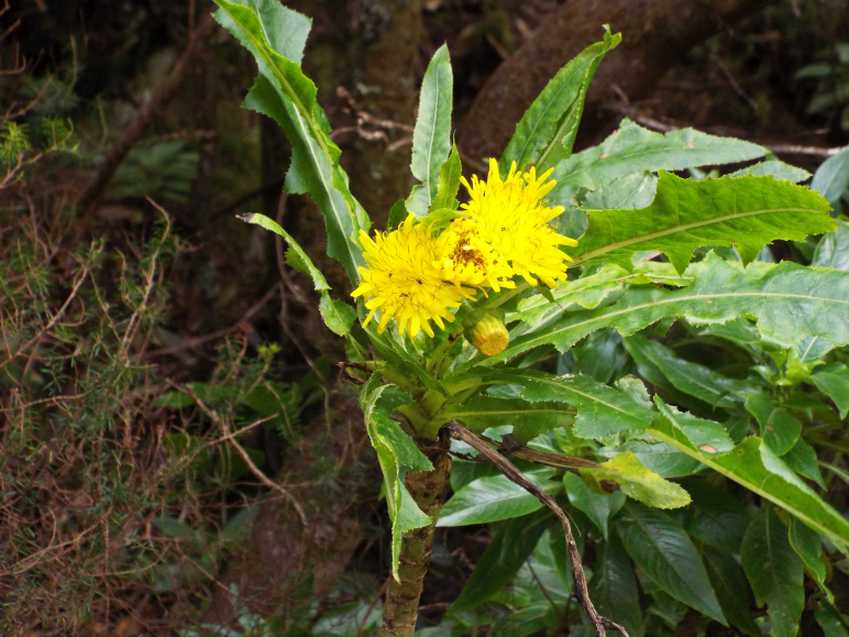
351, 159, 577, 339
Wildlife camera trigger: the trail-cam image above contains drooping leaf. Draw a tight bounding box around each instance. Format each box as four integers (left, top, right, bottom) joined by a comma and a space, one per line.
563, 472, 626, 539
481, 255, 849, 367
590, 533, 644, 637
811, 362, 849, 419
788, 516, 831, 600
741, 507, 804, 637
449, 511, 550, 612
812, 146, 849, 206
649, 419, 849, 551
437, 467, 560, 527
617, 503, 725, 624
583, 451, 691, 509
215, 0, 368, 282
551, 118, 767, 199
570, 171, 833, 272
408, 44, 453, 215
487, 370, 655, 439
359, 380, 432, 580
501, 28, 621, 171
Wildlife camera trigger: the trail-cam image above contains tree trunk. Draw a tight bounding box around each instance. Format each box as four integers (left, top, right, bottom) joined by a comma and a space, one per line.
458, 0, 770, 161
380, 434, 452, 637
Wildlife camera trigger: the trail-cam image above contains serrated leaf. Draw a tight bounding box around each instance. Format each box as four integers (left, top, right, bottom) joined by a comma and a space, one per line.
408, 44, 453, 215
590, 533, 644, 637
625, 334, 742, 409
730, 159, 811, 183
215, 0, 368, 282
811, 362, 849, 419
489, 370, 655, 439
437, 467, 560, 527
584, 451, 691, 509
237, 212, 330, 292
440, 396, 573, 442
812, 146, 849, 206
481, 255, 849, 367
649, 419, 849, 551
741, 507, 804, 637
360, 380, 432, 580
501, 28, 621, 171
617, 503, 725, 624
571, 172, 834, 272
552, 118, 767, 199
654, 398, 734, 454
563, 472, 625, 539
432, 143, 462, 210
318, 295, 356, 336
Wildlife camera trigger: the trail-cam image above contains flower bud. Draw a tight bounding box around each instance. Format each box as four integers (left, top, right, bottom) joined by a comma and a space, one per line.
470, 314, 509, 356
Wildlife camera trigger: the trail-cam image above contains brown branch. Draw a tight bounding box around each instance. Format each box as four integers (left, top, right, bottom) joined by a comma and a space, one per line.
445, 422, 629, 637
77, 14, 216, 211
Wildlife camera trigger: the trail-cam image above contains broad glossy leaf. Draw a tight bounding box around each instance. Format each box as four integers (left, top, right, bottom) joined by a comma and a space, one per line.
449, 510, 550, 612
489, 370, 655, 439
813, 220, 849, 271
565, 329, 627, 383
215, 0, 368, 282
812, 146, 849, 206
625, 335, 742, 409
811, 362, 849, 419
741, 507, 804, 637
570, 172, 833, 272
583, 451, 691, 509
590, 533, 644, 637
783, 438, 825, 488
617, 503, 725, 624
655, 398, 734, 454
745, 392, 802, 456
552, 118, 766, 198
563, 472, 625, 539
437, 467, 560, 527
482, 255, 849, 367
501, 28, 621, 171
360, 380, 432, 580
703, 547, 760, 636
649, 420, 849, 551
408, 44, 453, 215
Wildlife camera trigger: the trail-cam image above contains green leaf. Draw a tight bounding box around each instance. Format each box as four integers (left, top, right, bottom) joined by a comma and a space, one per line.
703, 547, 760, 637
432, 143, 462, 211
654, 398, 734, 454
788, 516, 830, 600
624, 334, 742, 409
812, 146, 849, 206
816, 607, 849, 637
617, 502, 725, 624
440, 395, 574, 443
784, 438, 826, 488
215, 0, 368, 282
488, 370, 655, 439
318, 295, 356, 336
582, 172, 659, 210
649, 419, 849, 551
745, 392, 802, 456
563, 472, 626, 539
501, 27, 621, 171
813, 220, 849, 271
360, 380, 432, 580
729, 159, 811, 183
449, 510, 550, 612
437, 467, 560, 527
571, 172, 834, 272
237, 212, 330, 292
408, 44, 453, 215
590, 533, 644, 637
552, 118, 767, 199
584, 451, 691, 509
741, 507, 804, 637
483, 255, 849, 367
811, 362, 849, 418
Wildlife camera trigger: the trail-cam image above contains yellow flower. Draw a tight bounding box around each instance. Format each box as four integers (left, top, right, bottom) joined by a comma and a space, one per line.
469, 313, 509, 356
457, 158, 577, 287
351, 215, 474, 338
434, 217, 516, 292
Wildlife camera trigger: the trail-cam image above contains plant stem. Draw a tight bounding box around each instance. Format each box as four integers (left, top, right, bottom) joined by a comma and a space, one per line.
380, 433, 452, 637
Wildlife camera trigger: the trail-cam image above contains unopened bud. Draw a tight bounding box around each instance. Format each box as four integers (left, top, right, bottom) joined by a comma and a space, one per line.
470, 314, 509, 356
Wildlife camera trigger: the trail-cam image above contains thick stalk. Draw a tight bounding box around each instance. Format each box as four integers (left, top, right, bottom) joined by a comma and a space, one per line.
380, 433, 452, 637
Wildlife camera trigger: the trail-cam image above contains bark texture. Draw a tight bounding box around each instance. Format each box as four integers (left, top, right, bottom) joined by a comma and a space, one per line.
380, 434, 453, 637
458, 0, 770, 161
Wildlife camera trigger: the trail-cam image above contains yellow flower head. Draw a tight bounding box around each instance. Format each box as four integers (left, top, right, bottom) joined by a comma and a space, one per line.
351, 215, 474, 339
435, 217, 516, 292
457, 158, 577, 287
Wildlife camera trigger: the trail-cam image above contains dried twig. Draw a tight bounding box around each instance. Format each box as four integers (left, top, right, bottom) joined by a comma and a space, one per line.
446, 422, 629, 637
